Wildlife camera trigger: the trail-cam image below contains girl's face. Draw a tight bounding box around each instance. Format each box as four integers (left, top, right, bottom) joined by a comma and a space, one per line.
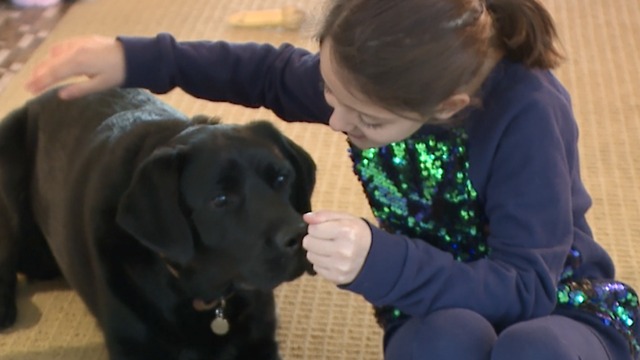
319, 41, 424, 149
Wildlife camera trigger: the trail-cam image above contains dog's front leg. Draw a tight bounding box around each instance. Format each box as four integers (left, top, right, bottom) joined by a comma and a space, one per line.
0, 241, 18, 329
234, 339, 281, 360
105, 332, 180, 360
0, 106, 35, 329
0, 206, 20, 329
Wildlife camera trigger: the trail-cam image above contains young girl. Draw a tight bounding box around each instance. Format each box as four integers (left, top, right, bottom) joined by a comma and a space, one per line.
25, 0, 639, 359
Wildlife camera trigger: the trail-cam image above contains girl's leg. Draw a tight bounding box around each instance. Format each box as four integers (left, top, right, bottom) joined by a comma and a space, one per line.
491, 314, 631, 360
384, 308, 497, 360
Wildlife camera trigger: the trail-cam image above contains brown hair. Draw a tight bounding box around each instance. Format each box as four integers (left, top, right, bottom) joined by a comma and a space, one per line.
317, 0, 564, 119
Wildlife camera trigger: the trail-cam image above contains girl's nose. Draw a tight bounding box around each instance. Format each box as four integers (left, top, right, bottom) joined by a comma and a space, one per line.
328, 107, 357, 133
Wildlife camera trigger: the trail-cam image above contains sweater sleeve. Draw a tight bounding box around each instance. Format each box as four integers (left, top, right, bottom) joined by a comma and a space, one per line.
117, 33, 331, 123
344, 98, 577, 328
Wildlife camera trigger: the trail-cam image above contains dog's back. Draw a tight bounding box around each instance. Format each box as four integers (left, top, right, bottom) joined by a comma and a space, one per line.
0, 88, 193, 314
26, 88, 188, 209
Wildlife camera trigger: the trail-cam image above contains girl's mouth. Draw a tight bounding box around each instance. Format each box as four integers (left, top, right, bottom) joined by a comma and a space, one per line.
347, 132, 366, 140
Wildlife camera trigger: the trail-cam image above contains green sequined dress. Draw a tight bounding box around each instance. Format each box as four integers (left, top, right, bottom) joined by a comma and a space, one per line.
349, 127, 639, 355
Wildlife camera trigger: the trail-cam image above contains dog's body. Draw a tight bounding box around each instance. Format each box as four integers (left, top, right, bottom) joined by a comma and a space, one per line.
0, 88, 316, 359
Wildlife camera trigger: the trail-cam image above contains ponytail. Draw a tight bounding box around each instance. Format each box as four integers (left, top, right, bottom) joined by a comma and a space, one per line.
487, 0, 564, 69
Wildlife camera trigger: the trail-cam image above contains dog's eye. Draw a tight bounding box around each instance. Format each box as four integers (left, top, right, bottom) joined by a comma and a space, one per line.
272, 174, 288, 189
210, 194, 228, 208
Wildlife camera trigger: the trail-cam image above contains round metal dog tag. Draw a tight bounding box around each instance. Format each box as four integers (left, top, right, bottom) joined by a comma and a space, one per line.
211, 317, 230, 335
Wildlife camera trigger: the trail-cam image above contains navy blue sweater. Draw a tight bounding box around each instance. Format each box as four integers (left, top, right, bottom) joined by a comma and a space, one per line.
118, 34, 616, 328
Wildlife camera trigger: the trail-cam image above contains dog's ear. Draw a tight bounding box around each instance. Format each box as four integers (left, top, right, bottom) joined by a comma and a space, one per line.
116, 146, 194, 264
246, 121, 316, 213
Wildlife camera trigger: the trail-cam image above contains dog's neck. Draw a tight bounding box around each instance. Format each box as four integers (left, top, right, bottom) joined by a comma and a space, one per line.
162, 258, 235, 336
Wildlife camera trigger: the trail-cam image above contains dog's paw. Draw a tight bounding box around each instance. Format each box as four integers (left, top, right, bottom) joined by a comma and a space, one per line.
0, 296, 17, 330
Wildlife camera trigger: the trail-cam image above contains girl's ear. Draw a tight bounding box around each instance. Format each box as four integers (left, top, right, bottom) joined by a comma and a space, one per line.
433, 93, 471, 120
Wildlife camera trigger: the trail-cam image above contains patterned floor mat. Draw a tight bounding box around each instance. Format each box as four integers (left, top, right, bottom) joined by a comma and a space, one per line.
0, 1, 73, 92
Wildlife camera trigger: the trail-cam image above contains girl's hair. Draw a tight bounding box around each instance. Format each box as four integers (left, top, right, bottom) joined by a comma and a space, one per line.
317, 0, 564, 119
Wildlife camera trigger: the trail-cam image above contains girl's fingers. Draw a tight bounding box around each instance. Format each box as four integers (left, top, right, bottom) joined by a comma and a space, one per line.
57, 80, 100, 100
302, 235, 334, 256
25, 36, 124, 97
303, 210, 355, 224
27, 54, 80, 94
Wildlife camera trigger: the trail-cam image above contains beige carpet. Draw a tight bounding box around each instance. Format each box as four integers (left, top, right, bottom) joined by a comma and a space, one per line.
0, 0, 638, 359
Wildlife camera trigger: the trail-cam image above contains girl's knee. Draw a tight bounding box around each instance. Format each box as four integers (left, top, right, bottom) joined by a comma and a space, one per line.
491, 319, 576, 360
385, 308, 496, 360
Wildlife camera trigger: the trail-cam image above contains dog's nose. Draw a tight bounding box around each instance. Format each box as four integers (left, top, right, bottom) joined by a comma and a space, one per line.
274, 221, 306, 251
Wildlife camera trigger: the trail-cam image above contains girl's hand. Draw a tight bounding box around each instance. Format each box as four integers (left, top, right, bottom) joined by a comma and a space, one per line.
26, 35, 126, 100
303, 211, 372, 285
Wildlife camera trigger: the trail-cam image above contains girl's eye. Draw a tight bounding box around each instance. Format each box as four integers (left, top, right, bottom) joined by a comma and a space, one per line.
210, 194, 228, 208
359, 115, 383, 129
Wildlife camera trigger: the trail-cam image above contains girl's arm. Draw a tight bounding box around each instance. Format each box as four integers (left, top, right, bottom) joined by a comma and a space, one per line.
119, 33, 332, 123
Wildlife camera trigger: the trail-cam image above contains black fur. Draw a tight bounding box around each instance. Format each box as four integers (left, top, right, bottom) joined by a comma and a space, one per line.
0, 88, 316, 360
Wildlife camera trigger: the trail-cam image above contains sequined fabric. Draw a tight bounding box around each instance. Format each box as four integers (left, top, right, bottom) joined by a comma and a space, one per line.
350, 128, 488, 261
349, 127, 640, 356
558, 249, 640, 355
350, 127, 487, 329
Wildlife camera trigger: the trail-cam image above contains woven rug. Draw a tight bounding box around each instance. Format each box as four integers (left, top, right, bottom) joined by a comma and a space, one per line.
0, 1, 73, 93
0, 0, 637, 359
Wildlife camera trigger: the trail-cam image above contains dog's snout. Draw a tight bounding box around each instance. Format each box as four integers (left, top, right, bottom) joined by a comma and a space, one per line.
274, 221, 307, 251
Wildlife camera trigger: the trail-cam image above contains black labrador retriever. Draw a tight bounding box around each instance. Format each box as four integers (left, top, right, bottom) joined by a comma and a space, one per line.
0, 88, 316, 360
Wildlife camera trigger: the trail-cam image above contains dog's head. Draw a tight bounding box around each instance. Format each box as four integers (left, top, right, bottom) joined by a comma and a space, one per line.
115, 120, 316, 302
